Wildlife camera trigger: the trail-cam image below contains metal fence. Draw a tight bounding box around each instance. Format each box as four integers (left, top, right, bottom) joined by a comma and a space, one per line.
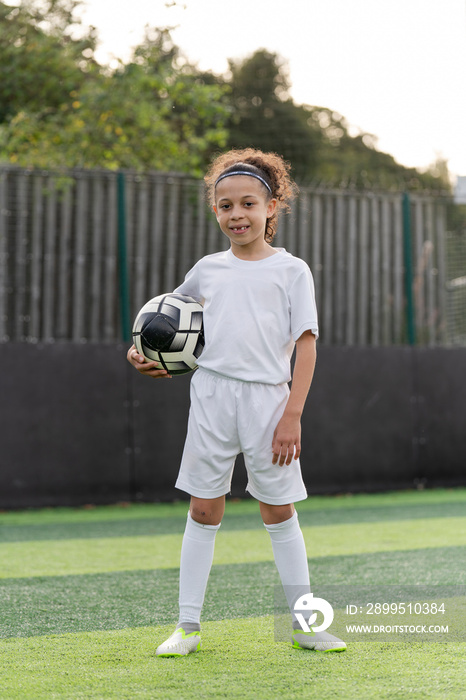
0, 165, 457, 346
445, 227, 466, 345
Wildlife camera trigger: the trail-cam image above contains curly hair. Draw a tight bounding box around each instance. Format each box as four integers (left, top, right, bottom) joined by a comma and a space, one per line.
204, 148, 298, 243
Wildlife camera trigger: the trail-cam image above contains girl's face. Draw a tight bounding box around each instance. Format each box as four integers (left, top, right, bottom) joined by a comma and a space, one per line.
213, 176, 277, 256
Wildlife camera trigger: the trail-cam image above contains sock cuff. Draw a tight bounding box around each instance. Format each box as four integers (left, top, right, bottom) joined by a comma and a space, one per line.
263, 511, 300, 541
187, 511, 222, 532
176, 621, 201, 633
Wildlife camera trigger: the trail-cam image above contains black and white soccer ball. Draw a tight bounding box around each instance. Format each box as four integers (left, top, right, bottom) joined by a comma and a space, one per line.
132, 293, 204, 375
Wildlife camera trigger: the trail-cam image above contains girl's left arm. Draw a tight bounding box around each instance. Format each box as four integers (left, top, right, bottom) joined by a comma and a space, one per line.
271, 330, 317, 467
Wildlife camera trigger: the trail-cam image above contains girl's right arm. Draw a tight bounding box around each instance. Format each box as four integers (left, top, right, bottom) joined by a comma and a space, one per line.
126, 345, 172, 379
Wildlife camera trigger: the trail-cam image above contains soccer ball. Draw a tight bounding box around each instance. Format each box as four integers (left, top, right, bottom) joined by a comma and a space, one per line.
132, 293, 204, 375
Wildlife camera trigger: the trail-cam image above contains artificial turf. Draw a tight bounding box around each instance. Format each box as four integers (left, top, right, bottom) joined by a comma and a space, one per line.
1, 515, 464, 579
1, 619, 465, 700
0, 489, 465, 699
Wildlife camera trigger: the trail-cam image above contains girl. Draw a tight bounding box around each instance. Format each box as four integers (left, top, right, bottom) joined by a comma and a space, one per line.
127, 148, 346, 655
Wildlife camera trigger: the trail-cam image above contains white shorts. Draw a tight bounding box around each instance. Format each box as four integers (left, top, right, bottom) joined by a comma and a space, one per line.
175, 369, 308, 506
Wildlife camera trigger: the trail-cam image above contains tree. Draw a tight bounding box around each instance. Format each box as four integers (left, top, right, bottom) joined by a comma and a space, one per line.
224, 50, 450, 191
112, 27, 230, 173
0, 0, 98, 123
306, 107, 449, 190
0, 3, 452, 190
225, 50, 322, 183
0, 6, 230, 174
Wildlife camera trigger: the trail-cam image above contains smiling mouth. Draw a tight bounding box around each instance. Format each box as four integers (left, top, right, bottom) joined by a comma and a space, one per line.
230, 226, 249, 233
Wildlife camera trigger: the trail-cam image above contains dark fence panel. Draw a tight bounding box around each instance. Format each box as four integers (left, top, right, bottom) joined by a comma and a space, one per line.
414, 348, 466, 480
303, 347, 415, 491
129, 367, 192, 502
303, 347, 466, 491
0, 345, 464, 508
0, 343, 131, 507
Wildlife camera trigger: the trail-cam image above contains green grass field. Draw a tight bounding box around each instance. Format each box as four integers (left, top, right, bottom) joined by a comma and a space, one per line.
0, 488, 465, 699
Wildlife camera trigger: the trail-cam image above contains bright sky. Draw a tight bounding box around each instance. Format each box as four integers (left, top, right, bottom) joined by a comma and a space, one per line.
52, 0, 466, 178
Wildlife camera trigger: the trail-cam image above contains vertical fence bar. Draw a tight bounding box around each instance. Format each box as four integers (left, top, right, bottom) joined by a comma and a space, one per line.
72, 176, 88, 342
178, 182, 195, 279
435, 201, 448, 344
334, 194, 346, 344
133, 177, 150, 314
311, 193, 323, 322
370, 195, 380, 346
424, 200, 436, 345
194, 182, 206, 265
57, 183, 73, 340
90, 175, 104, 341
393, 196, 404, 343
402, 192, 416, 345
165, 178, 180, 290
322, 194, 334, 343
149, 178, 165, 297
124, 176, 135, 315
358, 196, 369, 344
104, 175, 118, 341
117, 171, 131, 343
42, 177, 57, 341
345, 195, 357, 345
381, 197, 391, 345
285, 197, 298, 255
298, 190, 310, 264
413, 197, 425, 342
0, 171, 8, 340
30, 175, 44, 341
14, 173, 28, 341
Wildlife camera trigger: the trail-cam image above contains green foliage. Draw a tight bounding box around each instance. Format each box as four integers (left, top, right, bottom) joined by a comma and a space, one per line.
224, 53, 450, 191
309, 107, 450, 191
0, 0, 97, 122
226, 50, 321, 183
0, 1, 453, 189
0, 4, 229, 173
2, 46, 229, 172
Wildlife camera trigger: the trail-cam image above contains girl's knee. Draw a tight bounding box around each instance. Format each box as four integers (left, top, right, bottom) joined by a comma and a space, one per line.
260, 502, 295, 525
190, 495, 225, 525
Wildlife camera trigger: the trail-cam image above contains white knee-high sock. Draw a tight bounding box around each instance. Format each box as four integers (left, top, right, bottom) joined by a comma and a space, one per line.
264, 511, 311, 616
178, 512, 221, 625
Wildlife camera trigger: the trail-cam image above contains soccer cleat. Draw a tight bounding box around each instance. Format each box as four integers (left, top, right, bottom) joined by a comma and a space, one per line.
292, 629, 347, 652
156, 627, 201, 657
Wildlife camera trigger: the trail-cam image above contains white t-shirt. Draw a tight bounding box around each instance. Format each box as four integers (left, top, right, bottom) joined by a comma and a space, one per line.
174, 248, 319, 385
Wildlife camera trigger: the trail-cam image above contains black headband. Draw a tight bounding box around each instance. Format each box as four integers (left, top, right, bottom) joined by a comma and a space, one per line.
215, 170, 272, 194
